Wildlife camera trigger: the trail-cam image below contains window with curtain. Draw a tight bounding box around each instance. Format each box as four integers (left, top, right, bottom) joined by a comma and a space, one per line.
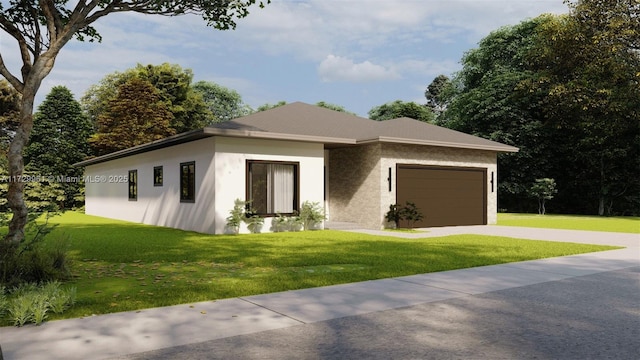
247, 161, 298, 215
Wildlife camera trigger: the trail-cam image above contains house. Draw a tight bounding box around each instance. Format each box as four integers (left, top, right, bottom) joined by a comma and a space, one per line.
76, 102, 518, 234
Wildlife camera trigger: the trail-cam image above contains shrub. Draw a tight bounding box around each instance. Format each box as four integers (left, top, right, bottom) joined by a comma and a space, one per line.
400, 202, 424, 228
225, 199, 247, 234
385, 202, 424, 229
299, 201, 325, 230
3, 281, 76, 326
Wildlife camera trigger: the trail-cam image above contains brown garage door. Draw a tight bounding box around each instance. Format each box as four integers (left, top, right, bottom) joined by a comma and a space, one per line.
396, 165, 487, 228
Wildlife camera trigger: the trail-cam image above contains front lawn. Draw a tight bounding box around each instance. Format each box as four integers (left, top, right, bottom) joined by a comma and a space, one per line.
2, 212, 620, 324
498, 213, 640, 233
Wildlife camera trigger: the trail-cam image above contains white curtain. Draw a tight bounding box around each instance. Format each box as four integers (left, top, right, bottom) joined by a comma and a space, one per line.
271, 164, 294, 213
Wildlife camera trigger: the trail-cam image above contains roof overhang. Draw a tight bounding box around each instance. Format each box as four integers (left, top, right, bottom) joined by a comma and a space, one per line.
356, 136, 519, 153
74, 127, 355, 167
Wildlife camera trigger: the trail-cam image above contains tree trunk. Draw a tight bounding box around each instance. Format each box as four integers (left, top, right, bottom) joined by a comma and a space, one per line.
4, 81, 39, 245
4, 91, 36, 245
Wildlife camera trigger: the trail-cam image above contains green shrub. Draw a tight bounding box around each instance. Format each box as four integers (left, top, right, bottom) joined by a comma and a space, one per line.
225, 199, 247, 234
299, 201, 325, 230
3, 281, 76, 326
0, 285, 7, 318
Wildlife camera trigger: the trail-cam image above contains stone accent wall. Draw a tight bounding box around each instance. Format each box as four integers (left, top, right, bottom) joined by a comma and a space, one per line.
328, 143, 499, 229
328, 144, 382, 228
381, 143, 498, 226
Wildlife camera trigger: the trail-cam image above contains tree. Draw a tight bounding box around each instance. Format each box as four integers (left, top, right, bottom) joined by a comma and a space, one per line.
0, 0, 269, 245
90, 78, 176, 155
368, 100, 435, 122
525, 0, 640, 215
530, 178, 557, 215
425, 75, 453, 120
24, 86, 92, 209
315, 101, 356, 115
191, 80, 252, 123
82, 63, 212, 132
255, 101, 287, 112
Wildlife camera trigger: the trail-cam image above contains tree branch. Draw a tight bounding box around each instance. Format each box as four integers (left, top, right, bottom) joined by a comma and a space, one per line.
0, 54, 25, 92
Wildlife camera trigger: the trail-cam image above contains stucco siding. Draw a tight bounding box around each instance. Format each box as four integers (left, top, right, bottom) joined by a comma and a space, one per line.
84, 138, 217, 233
213, 137, 325, 234
381, 143, 498, 226
328, 144, 382, 229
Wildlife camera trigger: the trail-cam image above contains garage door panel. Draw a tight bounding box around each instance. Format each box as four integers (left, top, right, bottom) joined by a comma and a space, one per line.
397, 166, 486, 228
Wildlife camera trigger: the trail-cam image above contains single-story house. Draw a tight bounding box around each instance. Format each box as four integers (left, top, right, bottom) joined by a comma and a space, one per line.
76, 102, 518, 234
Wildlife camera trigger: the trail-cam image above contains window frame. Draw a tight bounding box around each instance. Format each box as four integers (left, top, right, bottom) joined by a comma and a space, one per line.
180, 161, 196, 203
246, 160, 300, 217
153, 166, 163, 187
128, 169, 137, 201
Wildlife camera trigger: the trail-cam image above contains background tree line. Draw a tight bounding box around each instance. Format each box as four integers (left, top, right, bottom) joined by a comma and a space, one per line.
429, 0, 639, 216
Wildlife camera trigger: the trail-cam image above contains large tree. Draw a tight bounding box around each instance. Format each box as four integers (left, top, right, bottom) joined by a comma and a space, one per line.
425, 74, 453, 120
83, 63, 212, 132
0, 0, 269, 245
191, 80, 252, 122
526, 0, 640, 215
24, 86, 92, 209
90, 77, 175, 155
368, 100, 435, 122
445, 0, 639, 215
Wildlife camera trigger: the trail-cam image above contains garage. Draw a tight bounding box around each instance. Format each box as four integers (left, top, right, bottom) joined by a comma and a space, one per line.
396, 165, 487, 228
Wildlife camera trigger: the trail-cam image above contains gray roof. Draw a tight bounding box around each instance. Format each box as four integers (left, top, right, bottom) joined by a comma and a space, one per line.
215, 102, 518, 151
75, 101, 517, 167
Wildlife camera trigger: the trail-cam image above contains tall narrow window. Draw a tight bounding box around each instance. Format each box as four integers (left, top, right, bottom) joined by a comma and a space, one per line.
180, 161, 195, 202
128, 170, 137, 201
247, 161, 298, 215
153, 166, 163, 186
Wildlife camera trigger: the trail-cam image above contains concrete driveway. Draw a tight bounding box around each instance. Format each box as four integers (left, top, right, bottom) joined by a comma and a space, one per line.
0, 226, 638, 360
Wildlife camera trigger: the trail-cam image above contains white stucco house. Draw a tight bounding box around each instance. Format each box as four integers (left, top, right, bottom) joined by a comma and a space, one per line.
76, 102, 518, 234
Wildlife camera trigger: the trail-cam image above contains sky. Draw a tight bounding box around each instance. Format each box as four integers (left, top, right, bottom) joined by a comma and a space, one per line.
1, 0, 570, 117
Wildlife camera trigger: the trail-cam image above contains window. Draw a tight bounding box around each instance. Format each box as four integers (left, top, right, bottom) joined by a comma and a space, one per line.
153, 166, 163, 186
128, 170, 137, 201
247, 161, 299, 215
180, 161, 195, 202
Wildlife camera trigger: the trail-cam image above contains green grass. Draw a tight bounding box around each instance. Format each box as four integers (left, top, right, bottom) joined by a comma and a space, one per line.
498, 213, 640, 233
2, 212, 620, 324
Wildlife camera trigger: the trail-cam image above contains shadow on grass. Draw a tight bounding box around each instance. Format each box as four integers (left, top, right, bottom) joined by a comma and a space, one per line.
34, 217, 617, 320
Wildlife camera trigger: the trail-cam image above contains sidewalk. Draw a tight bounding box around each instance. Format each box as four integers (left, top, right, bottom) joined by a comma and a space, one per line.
1, 226, 638, 360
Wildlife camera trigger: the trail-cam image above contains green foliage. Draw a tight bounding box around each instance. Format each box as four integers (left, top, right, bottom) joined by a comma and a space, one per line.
530, 178, 558, 215
385, 202, 424, 228
0, 214, 72, 287
443, 5, 639, 216
0, 80, 20, 147
191, 80, 252, 123
2, 281, 77, 326
425, 74, 454, 120
298, 201, 325, 230
400, 202, 424, 228
315, 101, 356, 115
82, 63, 212, 135
368, 100, 435, 123
245, 215, 264, 234
272, 213, 302, 232
255, 101, 287, 112
89, 77, 176, 155
384, 204, 402, 228
24, 86, 92, 209
226, 198, 248, 234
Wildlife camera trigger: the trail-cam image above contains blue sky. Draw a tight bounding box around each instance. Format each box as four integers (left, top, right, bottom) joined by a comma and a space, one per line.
2, 0, 569, 117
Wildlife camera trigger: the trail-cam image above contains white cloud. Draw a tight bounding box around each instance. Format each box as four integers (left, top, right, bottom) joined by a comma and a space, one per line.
318, 55, 399, 83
